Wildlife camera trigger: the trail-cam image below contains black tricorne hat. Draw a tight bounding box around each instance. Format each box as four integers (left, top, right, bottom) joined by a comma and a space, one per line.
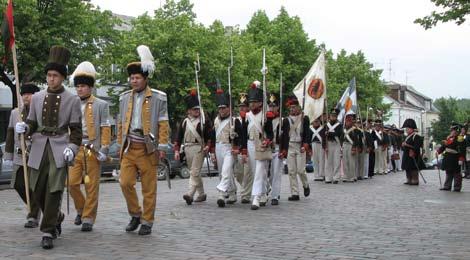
20, 83, 40, 95
184, 89, 200, 109
402, 118, 417, 129
44, 46, 71, 77
215, 89, 230, 107
330, 108, 340, 115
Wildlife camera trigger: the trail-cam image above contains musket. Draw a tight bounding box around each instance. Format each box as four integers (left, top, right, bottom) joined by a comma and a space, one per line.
261, 48, 268, 132
279, 72, 283, 133
228, 47, 234, 141
194, 53, 212, 177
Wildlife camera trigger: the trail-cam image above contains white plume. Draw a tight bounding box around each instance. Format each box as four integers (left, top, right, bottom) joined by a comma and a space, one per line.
137, 45, 155, 76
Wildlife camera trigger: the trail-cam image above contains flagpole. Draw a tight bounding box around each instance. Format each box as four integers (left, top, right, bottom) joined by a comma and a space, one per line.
12, 43, 31, 213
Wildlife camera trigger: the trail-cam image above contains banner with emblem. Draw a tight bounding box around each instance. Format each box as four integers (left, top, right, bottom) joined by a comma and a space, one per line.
336, 77, 357, 122
293, 50, 326, 123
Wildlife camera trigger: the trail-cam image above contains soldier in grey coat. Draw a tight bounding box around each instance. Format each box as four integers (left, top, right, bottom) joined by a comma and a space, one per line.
4, 83, 41, 228
16, 46, 82, 249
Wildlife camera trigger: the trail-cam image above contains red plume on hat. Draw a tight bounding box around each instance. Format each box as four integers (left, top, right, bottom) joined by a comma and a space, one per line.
190, 89, 197, 96
216, 88, 224, 94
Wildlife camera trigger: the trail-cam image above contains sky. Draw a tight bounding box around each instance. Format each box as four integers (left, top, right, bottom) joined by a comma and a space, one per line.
90, 0, 470, 100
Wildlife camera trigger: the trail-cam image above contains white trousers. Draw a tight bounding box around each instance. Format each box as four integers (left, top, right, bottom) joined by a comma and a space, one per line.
215, 143, 236, 195
312, 142, 325, 180
326, 141, 342, 182
248, 141, 269, 197
270, 148, 283, 199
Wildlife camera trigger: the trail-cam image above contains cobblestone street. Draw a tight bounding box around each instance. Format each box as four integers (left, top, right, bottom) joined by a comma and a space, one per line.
0, 169, 469, 260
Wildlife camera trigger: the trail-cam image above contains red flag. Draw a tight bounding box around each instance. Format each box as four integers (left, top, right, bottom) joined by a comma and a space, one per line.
1, 0, 15, 63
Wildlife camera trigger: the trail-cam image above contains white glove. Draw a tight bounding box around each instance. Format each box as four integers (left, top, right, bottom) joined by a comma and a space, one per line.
97, 152, 107, 162
458, 160, 463, 166
15, 122, 28, 134
63, 147, 75, 163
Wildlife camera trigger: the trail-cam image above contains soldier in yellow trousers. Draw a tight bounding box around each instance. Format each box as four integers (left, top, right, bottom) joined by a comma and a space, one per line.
117, 46, 169, 235
69, 61, 111, 232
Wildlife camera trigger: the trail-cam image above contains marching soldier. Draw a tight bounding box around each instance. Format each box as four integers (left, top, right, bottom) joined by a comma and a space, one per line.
15, 46, 82, 249
233, 93, 253, 203
354, 118, 365, 180
342, 113, 359, 182
117, 45, 169, 235
69, 62, 111, 232
401, 119, 425, 185
174, 89, 213, 205
282, 95, 310, 200
242, 81, 273, 210
437, 123, 465, 191
372, 119, 387, 175
4, 83, 41, 228
310, 116, 326, 182
325, 108, 343, 184
212, 89, 242, 207
267, 93, 284, 205
366, 120, 376, 178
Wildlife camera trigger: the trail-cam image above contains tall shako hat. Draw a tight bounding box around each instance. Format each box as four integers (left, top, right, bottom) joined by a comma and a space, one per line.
238, 93, 248, 106
247, 80, 263, 102
185, 89, 200, 110
268, 92, 280, 106
44, 45, 71, 77
215, 88, 230, 108
127, 45, 156, 78
72, 61, 96, 87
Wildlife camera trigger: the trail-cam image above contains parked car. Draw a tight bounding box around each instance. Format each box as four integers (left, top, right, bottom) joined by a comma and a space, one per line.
0, 143, 14, 185
102, 140, 186, 181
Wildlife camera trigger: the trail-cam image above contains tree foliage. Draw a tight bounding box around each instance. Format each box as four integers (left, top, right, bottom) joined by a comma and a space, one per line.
0, 0, 120, 82
415, 0, 470, 29
431, 97, 470, 141
2, 0, 388, 128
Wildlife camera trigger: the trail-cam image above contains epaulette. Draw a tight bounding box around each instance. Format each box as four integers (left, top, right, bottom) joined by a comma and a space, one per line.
119, 90, 132, 101
151, 88, 167, 101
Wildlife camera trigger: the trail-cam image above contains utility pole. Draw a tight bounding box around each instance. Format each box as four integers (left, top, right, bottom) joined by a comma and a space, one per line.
388, 59, 392, 82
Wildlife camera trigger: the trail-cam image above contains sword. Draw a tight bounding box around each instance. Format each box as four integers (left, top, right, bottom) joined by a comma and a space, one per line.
65, 160, 70, 215
413, 157, 427, 184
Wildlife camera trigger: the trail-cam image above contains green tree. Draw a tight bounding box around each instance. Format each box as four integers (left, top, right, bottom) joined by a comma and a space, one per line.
0, 0, 120, 82
415, 0, 470, 29
431, 97, 460, 141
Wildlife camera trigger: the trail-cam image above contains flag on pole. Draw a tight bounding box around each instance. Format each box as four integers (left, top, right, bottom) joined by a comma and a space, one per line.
1, 0, 15, 63
293, 50, 326, 123
336, 77, 357, 122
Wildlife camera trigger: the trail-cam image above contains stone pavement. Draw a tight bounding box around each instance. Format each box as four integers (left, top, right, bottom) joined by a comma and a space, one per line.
0, 169, 469, 260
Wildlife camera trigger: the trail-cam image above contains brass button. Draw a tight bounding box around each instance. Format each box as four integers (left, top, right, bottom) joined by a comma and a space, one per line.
44, 102, 47, 104
56, 102, 59, 105
57, 96, 60, 99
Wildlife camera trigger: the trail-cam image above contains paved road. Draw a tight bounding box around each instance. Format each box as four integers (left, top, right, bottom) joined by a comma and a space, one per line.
0, 169, 469, 260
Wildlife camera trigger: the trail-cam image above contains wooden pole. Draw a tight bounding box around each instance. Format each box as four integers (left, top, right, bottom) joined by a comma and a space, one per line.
12, 43, 31, 213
